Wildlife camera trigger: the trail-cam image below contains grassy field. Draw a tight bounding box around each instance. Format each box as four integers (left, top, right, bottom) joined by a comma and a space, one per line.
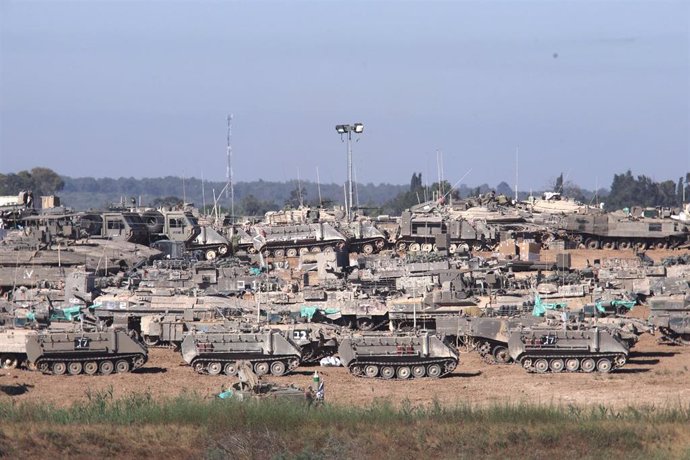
1, 388, 689, 459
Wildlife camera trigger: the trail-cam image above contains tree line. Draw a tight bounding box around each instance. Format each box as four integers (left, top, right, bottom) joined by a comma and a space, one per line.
1, 167, 688, 214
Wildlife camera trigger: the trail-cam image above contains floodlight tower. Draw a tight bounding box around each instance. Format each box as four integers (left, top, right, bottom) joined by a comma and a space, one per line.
335, 122, 364, 220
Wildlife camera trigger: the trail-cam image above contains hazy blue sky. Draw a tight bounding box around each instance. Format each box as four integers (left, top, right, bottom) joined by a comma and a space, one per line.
1, 0, 688, 191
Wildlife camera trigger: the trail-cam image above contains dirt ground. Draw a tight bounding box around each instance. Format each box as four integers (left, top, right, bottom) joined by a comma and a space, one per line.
0, 332, 688, 410
0, 248, 688, 410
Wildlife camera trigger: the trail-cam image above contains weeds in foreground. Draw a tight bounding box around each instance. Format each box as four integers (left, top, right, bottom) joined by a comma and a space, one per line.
0, 394, 689, 458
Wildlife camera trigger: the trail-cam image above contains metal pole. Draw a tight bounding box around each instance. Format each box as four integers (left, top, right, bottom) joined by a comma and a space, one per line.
348, 130, 353, 221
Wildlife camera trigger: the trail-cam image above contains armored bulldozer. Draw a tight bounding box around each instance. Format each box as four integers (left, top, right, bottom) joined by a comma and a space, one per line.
648, 295, 690, 344
507, 327, 629, 373
25, 329, 148, 375
181, 329, 302, 376
338, 332, 458, 379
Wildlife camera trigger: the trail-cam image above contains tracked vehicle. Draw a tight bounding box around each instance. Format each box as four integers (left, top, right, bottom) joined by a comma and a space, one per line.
648, 295, 690, 344
181, 329, 302, 376
338, 333, 458, 379
507, 327, 629, 373
25, 329, 148, 375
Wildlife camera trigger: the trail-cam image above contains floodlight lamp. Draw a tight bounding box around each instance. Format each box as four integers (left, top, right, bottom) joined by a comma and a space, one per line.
335, 125, 348, 134
353, 123, 364, 133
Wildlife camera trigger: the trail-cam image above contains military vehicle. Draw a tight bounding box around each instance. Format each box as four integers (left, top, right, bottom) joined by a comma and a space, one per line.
396, 211, 499, 253
337, 332, 459, 379
244, 222, 347, 257
556, 213, 689, 250
507, 327, 629, 373
91, 291, 241, 346
270, 322, 340, 364
337, 221, 386, 255
180, 329, 302, 376
0, 328, 34, 369
25, 328, 148, 375
76, 212, 149, 244
648, 295, 690, 344
221, 361, 308, 402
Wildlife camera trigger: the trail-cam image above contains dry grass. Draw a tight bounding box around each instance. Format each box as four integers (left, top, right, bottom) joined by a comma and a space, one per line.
1, 390, 689, 459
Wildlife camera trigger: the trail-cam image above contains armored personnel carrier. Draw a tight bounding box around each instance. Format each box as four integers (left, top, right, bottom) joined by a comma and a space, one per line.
507, 327, 629, 373
246, 222, 347, 257
25, 328, 148, 375
648, 295, 690, 344
337, 332, 458, 379
557, 213, 689, 250
0, 328, 34, 369
180, 329, 302, 376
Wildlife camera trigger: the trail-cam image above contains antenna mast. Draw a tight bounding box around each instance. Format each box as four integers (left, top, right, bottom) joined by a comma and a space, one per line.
515, 146, 519, 202
226, 114, 235, 222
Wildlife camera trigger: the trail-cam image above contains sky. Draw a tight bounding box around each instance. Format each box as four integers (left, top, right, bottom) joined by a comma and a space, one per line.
0, 0, 688, 191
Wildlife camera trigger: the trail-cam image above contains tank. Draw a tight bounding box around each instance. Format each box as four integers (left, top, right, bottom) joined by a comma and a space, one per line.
337, 332, 459, 379
180, 329, 302, 376
507, 327, 629, 373
337, 221, 386, 254
25, 329, 148, 375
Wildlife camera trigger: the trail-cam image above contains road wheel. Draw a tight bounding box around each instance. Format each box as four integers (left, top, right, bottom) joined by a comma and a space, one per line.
615, 355, 627, 367
634, 241, 648, 251
364, 365, 378, 378
521, 358, 533, 370
224, 362, 238, 376
381, 366, 395, 379
448, 243, 457, 254
84, 361, 98, 375
144, 335, 160, 347
421, 243, 433, 252
601, 241, 616, 250
205, 249, 217, 260
585, 238, 600, 250
581, 358, 596, 373
549, 359, 564, 373
270, 361, 287, 376
207, 362, 222, 375
618, 241, 631, 250
299, 247, 309, 255
396, 366, 411, 379
323, 246, 335, 254
535, 359, 549, 373
362, 243, 374, 255
218, 244, 229, 255
286, 248, 298, 257
396, 242, 407, 252
427, 363, 442, 378
409, 243, 421, 252
67, 362, 83, 375
52, 362, 67, 375
254, 361, 270, 376
596, 358, 612, 373
565, 358, 579, 372
310, 246, 321, 253
99, 360, 114, 376
0, 355, 18, 369
115, 360, 130, 373
493, 346, 511, 364
654, 241, 668, 250
412, 365, 426, 378
274, 248, 285, 258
